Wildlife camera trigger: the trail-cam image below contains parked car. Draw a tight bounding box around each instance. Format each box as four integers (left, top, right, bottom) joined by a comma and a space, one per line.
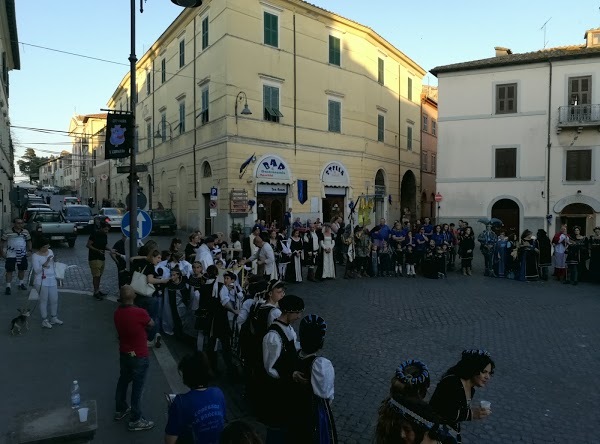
23, 207, 53, 223
62, 196, 80, 209
25, 210, 77, 248
93, 207, 124, 230
148, 209, 177, 234
61, 205, 94, 233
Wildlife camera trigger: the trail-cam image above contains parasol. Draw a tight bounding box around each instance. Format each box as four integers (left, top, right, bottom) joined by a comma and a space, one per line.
477, 217, 503, 227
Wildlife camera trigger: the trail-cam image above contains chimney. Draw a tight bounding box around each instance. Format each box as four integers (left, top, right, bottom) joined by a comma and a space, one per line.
494, 46, 513, 57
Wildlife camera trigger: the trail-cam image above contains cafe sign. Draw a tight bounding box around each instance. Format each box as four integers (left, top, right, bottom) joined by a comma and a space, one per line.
255, 155, 291, 181
322, 161, 349, 186
230, 189, 249, 215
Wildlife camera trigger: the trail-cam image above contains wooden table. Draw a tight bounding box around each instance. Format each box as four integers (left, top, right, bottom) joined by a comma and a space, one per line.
7, 400, 97, 443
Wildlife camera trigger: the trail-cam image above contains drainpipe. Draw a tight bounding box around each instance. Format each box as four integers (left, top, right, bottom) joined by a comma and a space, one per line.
150, 57, 155, 210
546, 59, 553, 231
193, 15, 198, 199
293, 13, 297, 157
398, 65, 402, 214
419, 96, 423, 220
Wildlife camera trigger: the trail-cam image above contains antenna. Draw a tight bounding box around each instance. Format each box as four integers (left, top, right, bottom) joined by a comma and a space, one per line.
540, 17, 551, 49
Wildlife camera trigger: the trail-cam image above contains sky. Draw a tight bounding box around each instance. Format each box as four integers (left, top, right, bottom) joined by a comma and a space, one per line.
9, 0, 600, 181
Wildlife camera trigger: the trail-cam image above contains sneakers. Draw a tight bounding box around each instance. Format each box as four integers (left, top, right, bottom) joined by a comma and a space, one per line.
50, 317, 64, 325
114, 407, 131, 421
19, 283, 27, 291
5, 287, 10, 295
41, 319, 53, 329
128, 417, 155, 431
154, 334, 162, 349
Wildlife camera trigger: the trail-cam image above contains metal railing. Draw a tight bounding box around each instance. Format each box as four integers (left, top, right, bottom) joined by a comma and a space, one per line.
558, 104, 600, 125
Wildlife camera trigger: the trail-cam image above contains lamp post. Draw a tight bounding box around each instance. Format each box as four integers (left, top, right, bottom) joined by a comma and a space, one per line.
154, 121, 173, 142
127, 0, 203, 264
235, 91, 252, 124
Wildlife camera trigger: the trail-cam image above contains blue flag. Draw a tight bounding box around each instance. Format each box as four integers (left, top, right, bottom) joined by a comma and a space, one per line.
239, 153, 256, 175
297, 180, 307, 204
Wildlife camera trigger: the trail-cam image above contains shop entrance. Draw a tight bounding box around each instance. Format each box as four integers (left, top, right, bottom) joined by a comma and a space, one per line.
323, 195, 344, 223
257, 194, 286, 229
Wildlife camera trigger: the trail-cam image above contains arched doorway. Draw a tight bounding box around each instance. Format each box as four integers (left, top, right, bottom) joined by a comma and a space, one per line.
400, 170, 417, 221
374, 169, 386, 222
560, 203, 593, 235
491, 199, 519, 237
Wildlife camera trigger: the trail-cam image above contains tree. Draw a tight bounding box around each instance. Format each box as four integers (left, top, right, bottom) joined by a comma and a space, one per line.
17, 148, 49, 183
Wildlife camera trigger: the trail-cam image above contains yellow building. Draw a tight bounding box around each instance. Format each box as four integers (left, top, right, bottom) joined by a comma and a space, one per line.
108, 0, 425, 233
67, 113, 107, 204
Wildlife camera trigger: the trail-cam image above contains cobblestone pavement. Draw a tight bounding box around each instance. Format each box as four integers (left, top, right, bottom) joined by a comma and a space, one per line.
3, 213, 600, 443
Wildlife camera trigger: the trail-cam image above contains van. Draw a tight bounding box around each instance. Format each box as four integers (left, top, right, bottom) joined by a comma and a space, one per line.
62, 205, 93, 232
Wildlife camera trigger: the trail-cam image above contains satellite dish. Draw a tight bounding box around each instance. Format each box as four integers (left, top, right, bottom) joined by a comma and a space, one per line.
88, 177, 96, 184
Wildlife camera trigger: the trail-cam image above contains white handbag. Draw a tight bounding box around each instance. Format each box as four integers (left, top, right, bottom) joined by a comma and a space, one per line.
130, 267, 155, 296
54, 262, 68, 280
28, 288, 40, 301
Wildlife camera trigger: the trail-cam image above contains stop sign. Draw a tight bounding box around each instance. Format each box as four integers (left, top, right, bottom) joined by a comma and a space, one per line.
435, 192, 443, 203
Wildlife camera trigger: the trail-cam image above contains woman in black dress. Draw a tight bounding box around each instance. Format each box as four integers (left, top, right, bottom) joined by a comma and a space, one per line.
285, 229, 304, 283
517, 230, 539, 282
536, 229, 552, 281
565, 226, 587, 285
184, 232, 200, 262
458, 227, 474, 276
429, 350, 494, 443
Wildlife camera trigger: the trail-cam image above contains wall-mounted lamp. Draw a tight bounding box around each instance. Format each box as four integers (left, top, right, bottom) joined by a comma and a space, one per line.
154, 121, 173, 142
577, 190, 582, 194
235, 91, 252, 124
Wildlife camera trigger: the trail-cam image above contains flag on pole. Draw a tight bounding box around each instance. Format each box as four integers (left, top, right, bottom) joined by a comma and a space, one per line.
239, 153, 256, 178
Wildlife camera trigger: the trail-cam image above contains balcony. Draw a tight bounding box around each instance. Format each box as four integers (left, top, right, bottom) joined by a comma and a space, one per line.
557, 104, 600, 133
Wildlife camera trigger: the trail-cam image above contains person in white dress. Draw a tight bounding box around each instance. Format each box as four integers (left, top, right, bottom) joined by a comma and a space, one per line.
320, 226, 336, 279
196, 235, 216, 271
32, 238, 63, 328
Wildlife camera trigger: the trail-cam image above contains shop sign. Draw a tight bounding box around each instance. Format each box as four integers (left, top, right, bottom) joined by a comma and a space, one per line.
256, 155, 291, 181
257, 184, 287, 194
322, 162, 349, 186
230, 189, 249, 214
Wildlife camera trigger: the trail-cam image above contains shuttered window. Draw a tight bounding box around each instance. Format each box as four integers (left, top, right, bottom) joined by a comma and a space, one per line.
200, 88, 209, 124
378, 58, 384, 84
495, 148, 517, 178
161, 58, 166, 83
377, 114, 384, 142
263, 85, 282, 122
407, 126, 413, 150
566, 150, 592, 181
329, 36, 341, 66
179, 39, 185, 68
328, 100, 341, 133
496, 83, 517, 114
202, 17, 209, 50
264, 12, 278, 47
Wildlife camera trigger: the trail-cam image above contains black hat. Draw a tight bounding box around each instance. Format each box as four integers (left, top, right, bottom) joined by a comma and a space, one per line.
278, 294, 304, 313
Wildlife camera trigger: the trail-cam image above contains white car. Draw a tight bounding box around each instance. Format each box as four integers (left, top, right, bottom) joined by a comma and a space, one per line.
62, 197, 80, 209
97, 207, 124, 229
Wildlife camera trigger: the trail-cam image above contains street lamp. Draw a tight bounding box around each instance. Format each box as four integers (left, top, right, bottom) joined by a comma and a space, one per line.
170, 0, 204, 6
235, 91, 252, 124
154, 121, 173, 142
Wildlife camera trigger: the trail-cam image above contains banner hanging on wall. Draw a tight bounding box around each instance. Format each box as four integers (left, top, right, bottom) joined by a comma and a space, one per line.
297, 180, 307, 204
105, 112, 133, 160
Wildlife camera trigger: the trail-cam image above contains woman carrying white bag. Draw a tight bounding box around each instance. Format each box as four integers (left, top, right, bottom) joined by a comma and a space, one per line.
32, 238, 63, 329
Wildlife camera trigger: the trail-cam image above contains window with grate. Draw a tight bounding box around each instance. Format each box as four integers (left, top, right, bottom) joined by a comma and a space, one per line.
495, 148, 517, 178
566, 150, 592, 181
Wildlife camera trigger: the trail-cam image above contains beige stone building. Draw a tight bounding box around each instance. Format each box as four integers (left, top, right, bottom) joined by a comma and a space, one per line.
108, 0, 425, 233
67, 113, 107, 205
420, 86, 438, 221
0, 0, 19, 232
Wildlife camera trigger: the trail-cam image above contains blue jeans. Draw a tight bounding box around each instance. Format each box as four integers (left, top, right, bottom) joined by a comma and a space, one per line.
135, 295, 159, 341
115, 354, 149, 421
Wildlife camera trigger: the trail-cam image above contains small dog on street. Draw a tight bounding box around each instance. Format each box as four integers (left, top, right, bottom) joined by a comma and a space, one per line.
10, 308, 31, 335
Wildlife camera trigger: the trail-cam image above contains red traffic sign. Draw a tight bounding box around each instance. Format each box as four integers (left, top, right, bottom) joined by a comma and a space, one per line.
434, 192, 443, 203
209, 200, 217, 209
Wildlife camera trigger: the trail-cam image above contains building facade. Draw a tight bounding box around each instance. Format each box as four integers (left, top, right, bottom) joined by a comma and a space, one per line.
107, 0, 425, 233
432, 30, 600, 236
67, 114, 107, 205
0, 0, 19, 232
420, 86, 438, 221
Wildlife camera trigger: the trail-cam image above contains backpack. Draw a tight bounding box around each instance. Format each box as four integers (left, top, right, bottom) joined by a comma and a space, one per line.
238, 301, 275, 364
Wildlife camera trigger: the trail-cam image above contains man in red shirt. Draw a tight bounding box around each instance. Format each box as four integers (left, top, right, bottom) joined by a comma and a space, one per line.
114, 285, 155, 431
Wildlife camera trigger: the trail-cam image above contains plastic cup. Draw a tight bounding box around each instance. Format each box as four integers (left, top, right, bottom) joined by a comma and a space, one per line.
480, 400, 491, 410
78, 407, 89, 422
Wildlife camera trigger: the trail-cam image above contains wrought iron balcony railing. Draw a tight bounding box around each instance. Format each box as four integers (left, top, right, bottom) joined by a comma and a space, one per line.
558, 104, 600, 127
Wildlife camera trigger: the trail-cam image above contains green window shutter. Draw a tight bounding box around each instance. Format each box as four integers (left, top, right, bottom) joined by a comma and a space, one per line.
408, 77, 413, 101
161, 59, 166, 83
378, 115, 384, 142
378, 58, 384, 84
179, 39, 185, 68
329, 36, 340, 66
264, 12, 278, 47
202, 17, 209, 49
329, 100, 340, 133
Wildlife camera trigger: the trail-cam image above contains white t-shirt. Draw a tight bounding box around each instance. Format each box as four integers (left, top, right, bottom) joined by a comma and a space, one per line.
32, 250, 57, 287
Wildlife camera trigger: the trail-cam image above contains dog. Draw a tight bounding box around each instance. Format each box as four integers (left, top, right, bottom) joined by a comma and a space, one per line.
10, 308, 31, 335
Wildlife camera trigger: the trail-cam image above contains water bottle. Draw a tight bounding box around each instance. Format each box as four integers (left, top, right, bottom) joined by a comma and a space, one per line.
70, 380, 81, 409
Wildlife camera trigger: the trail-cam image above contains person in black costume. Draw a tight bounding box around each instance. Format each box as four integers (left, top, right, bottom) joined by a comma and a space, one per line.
429, 350, 495, 443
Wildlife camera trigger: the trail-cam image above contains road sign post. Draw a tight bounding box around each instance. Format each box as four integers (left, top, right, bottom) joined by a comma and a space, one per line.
121, 210, 153, 243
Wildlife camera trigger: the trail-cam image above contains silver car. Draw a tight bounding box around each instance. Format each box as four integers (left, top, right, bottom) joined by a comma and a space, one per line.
96, 207, 124, 229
